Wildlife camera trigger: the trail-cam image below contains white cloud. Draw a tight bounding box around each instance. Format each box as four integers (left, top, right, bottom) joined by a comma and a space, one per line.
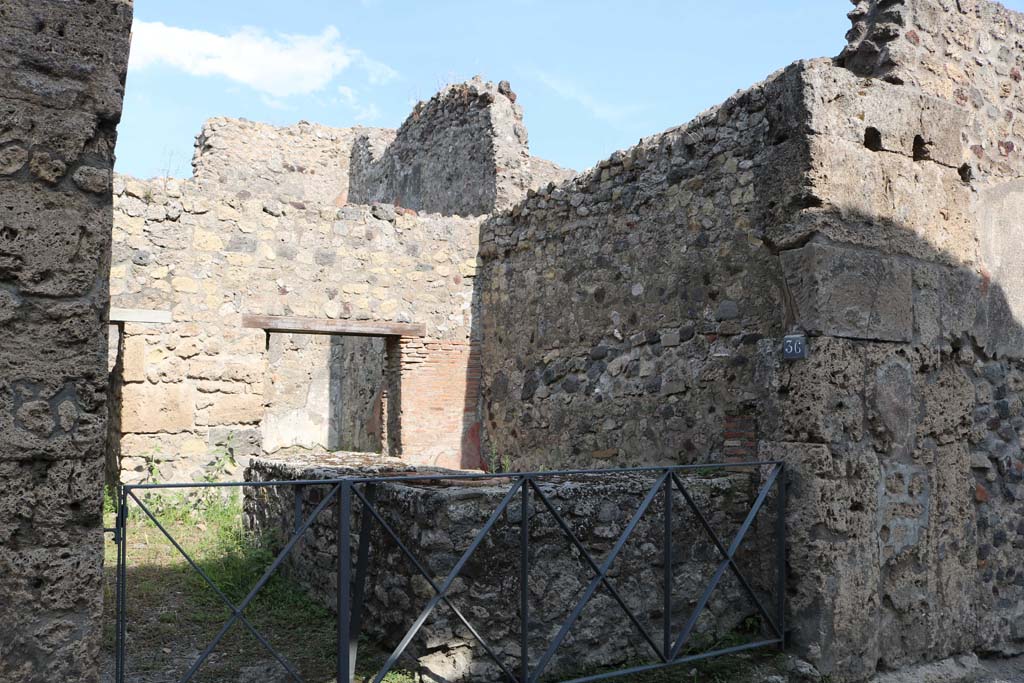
355, 54, 399, 85
336, 85, 381, 123
259, 95, 293, 111
337, 85, 357, 105
536, 71, 642, 124
129, 21, 396, 98
353, 103, 381, 122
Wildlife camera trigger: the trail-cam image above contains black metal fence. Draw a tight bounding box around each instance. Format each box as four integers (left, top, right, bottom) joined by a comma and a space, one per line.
112, 461, 785, 682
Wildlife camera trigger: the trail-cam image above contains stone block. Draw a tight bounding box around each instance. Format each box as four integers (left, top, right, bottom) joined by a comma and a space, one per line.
781, 241, 913, 342
196, 393, 263, 426
121, 335, 146, 382
120, 382, 193, 433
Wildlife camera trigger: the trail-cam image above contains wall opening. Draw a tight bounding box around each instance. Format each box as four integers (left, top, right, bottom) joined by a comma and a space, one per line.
912, 134, 931, 161
263, 332, 390, 456
865, 127, 883, 151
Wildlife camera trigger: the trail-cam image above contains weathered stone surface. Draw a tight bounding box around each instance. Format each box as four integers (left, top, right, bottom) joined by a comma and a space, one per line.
120, 382, 193, 433
781, 241, 913, 342
246, 456, 779, 682
349, 76, 573, 215
191, 118, 393, 207
0, 2, 132, 682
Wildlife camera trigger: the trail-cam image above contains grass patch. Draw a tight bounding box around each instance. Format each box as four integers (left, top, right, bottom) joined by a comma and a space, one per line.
104, 490, 782, 682
103, 489, 416, 682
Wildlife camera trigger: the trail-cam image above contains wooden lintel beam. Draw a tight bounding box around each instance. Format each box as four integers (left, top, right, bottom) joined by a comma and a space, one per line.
241, 314, 426, 338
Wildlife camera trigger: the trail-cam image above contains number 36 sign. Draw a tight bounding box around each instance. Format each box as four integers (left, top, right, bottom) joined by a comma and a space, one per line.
783, 334, 808, 361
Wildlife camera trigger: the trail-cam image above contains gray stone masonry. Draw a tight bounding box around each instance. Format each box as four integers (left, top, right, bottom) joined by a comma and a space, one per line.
245, 455, 780, 682
349, 76, 573, 216
0, 1, 133, 681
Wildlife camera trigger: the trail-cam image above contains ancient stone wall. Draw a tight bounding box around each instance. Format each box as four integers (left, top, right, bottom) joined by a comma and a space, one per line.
841, 0, 1024, 178
0, 1, 132, 680
245, 456, 780, 682
349, 77, 573, 216
109, 173, 482, 481
191, 117, 394, 207
476, 63, 808, 471
476, 43, 1024, 680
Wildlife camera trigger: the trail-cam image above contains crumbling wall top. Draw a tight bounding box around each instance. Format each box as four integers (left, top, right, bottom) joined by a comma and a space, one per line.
839, 0, 1024, 177
191, 117, 394, 206
349, 76, 573, 216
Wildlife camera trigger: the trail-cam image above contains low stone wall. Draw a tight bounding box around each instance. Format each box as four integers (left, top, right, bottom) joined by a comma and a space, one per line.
244, 456, 780, 682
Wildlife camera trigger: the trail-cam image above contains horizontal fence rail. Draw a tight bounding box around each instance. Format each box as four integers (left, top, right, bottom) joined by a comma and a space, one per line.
112, 461, 786, 683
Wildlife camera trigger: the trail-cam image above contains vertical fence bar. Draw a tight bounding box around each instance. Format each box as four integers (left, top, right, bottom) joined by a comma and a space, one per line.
337, 482, 352, 683
349, 482, 375, 681
116, 486, 128, 683
662, 471, 672, 660
520, 477, 530, 683
775, 464, 786, 648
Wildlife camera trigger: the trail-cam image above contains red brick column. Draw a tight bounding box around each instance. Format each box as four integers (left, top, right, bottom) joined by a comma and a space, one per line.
394, 338, 481, 469
724, 413, 758, 461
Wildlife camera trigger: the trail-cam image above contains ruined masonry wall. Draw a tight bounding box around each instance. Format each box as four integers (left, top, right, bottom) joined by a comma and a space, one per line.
110, 176, 482, 481
477, 63, 809, 472
245, 457, 779, 682
349, 77, 573, 216
0, 1, 133, 681
477, 47, 1024, 680
841, 0, 1024, 178
191, 117, 394, 207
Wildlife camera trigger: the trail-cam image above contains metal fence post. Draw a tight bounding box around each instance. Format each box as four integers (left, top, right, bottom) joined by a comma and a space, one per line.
776, 464, 786, 650
349, 482, 374, 680
116, 486, 128, 683
337, 481, 352, 683
520, 477, 530, 683
662, 471, 672, 660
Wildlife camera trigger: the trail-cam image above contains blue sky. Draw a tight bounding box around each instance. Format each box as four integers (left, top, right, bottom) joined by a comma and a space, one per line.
119, 0, 1024, 178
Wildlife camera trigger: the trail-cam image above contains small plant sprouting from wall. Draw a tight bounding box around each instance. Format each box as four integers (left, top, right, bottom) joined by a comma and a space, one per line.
484, 444, 514, 473
204, 432, 238, 483
141, 445, 163, 485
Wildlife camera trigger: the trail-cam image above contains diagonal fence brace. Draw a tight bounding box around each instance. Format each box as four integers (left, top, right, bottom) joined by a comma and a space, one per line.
128, 492, 304, 682
529, 472, 669, 682
668, 464, 781, 661
670, 471, 782, 639
529, 479, 667, 663
371, 478, 526, 683
169, 482, 342, 682
352, 484, 520, 683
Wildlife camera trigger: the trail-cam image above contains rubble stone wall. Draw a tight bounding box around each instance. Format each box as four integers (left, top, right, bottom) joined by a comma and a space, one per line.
349, 77, 573, 216
245, 456, 780, 683
109, 175, 482, 481
476, 63, 809, 472
0, 1, 133, 681
476, 42, 1024, 680
841, 0, 1024, 178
